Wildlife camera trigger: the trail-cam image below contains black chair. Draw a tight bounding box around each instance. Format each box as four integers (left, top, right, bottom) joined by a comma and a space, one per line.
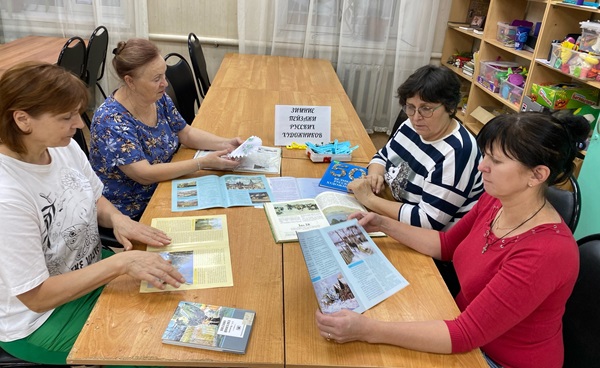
187, 32, 211, 98
164, 52, 200, 125
546, 175, 581, 233
56, 36, 87, 79
563, 233, 600, 367
85, 25, 109, 99
0, 347, 44, 368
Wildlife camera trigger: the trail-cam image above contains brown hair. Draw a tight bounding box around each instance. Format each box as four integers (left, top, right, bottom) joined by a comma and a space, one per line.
0, 61, 89, 154
112, 38, 161, 80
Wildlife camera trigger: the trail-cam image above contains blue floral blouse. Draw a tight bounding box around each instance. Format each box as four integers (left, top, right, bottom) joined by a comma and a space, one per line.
89, 93, 187, 219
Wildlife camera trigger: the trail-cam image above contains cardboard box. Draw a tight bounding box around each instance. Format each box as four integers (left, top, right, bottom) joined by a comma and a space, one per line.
470, 106, 503, 125
530, 83, 599, 110
520, 95, 546, 112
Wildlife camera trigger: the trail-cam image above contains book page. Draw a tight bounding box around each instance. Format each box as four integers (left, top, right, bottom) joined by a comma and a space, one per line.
297, 219, 408, 314
140, 215, 234, 292
313, 191, 385, 237
268, 177, 336, 202
220, 175, 274, 207
263, 199, 331, 243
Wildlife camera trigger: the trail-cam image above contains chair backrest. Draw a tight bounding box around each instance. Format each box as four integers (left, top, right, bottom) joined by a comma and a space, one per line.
56, 36, 87, 80
563, 234, 600, 367
546, 175, 581, 233
85, 25, 109, 99
72, 128, 89, 158
164, 52, 200, 125
187, 32, 211, 98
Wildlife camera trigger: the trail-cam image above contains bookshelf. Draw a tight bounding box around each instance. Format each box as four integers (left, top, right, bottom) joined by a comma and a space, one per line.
442, 0, 600, 134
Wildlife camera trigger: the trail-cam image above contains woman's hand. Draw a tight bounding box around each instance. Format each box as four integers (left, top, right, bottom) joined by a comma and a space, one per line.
348, 211, 383, 233
223, 137, 243, 151
198, 149, 241, 171
117, 250, 186, 289
366, 173, 386, 194
111, 215, 172, 250
315, 309, 373, 343
348, 178, 378, 207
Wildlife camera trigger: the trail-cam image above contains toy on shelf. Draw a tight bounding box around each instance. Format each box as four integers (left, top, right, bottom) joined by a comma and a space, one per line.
500, 68, 527, 107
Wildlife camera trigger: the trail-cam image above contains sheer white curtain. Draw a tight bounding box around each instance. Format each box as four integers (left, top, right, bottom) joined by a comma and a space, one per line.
0, 0, 148, 105
238, 0, 449, 134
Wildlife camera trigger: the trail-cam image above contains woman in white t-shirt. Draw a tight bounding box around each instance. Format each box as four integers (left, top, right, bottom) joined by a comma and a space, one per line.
0, 61, 185, 365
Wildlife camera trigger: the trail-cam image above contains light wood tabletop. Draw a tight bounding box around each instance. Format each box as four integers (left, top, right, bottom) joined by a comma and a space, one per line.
196, 54, 377, 163
68, 54, 486, 367
0, 36, 71, 77
281, 158, 488, 368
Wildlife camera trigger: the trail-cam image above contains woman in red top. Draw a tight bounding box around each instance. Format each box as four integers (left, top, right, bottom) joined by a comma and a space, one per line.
317, 111, 590, 368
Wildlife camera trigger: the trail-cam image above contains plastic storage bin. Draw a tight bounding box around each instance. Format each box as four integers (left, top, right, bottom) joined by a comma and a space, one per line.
497, 22, 518, 47
499, 79, 524, 107
549, 43, 600, 80
477, 61, 520, 93
579, 21, 600, 54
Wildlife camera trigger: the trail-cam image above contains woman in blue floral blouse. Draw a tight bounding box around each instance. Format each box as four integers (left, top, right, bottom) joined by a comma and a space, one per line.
90, 38, 242, 220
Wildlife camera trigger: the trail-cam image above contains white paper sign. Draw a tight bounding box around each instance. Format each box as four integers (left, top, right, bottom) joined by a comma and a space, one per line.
274, 105, 331, 146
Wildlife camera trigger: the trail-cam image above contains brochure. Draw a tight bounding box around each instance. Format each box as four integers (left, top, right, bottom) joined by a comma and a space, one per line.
171, 174, 274, 211
297, 219, 408, 314
140, 215, 234, 293
318, 161, 367, 192
194, 146, 281, 174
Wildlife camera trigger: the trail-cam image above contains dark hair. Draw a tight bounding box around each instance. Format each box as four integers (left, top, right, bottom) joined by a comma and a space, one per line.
0, 61, 89, 154
476, 111, 590, 186
397, 65, 462, 117
112, 38, 161, 80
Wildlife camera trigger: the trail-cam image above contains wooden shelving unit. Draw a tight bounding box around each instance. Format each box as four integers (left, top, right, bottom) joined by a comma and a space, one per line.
442, 0, 600, 134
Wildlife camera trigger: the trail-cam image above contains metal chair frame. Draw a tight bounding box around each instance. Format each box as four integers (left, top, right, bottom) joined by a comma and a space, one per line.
164, 52, 200, 125
187, 32, 211, 98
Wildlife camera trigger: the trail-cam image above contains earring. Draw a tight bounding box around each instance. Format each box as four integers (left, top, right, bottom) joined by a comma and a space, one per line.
528, 183, 533, 187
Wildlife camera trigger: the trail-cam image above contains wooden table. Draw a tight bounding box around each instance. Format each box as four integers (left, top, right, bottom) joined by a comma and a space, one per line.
281, 158, 487, 367
0, 36, 71, 77
199, 54, 377, 163
68, 53, 486, 367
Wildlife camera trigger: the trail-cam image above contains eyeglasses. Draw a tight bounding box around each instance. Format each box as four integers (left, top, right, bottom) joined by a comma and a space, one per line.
402, 104, 444, 118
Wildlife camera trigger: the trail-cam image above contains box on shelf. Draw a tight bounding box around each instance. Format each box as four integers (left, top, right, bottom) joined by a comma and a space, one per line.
521, 95, 546, 112
499, 79, 524, 108
579, 21, 600, 54
497, 22, 518, 47
530, 83, 599, 110
470, 106, 506, 125
477, 61, 521, 93
549, 43, 600, 80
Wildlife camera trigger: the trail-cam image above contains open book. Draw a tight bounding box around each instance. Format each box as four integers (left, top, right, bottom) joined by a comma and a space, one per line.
171, 175, 274, 211
162, 301, 255, 354
140, 215, 234, 293
297, 219, 408, 314
263, 191, 384, 243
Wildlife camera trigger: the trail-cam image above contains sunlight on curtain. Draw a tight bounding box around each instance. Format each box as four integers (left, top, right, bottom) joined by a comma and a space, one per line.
238, 0, 450, 134
0, 0, 148, 106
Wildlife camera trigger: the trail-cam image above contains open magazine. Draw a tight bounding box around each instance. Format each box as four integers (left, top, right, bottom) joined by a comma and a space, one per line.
297, 219, 408, 314
263, 190, 385, 243
171, 175, 274, 211
140, 215, 234, 293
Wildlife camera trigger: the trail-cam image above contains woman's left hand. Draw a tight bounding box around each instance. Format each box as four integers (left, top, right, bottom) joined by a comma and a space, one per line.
315, 309, 372, 343
111, 215, 172, 250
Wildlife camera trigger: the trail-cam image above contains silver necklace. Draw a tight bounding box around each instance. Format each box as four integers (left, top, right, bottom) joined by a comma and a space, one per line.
482, 199, 546, 254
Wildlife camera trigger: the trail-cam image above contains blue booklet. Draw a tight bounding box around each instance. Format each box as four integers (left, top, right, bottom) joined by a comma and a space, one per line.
318, 161, 367, 192
162, 301, 255, 354
171, 174, 274, 211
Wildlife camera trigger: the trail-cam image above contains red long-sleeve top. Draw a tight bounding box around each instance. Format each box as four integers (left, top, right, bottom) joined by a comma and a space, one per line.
441, 193, 579, 368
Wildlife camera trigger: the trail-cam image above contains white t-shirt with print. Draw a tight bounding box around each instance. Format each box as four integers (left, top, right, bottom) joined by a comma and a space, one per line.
0, 140, 103, 341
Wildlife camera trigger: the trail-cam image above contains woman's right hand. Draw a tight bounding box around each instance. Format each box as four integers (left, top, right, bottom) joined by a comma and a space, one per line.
197, 149, 241, 171
348, 211, 383, 233
117, 250, 186, 290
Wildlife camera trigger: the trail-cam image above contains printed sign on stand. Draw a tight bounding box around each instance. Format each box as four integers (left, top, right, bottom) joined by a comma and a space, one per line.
274, 105, 331, 146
